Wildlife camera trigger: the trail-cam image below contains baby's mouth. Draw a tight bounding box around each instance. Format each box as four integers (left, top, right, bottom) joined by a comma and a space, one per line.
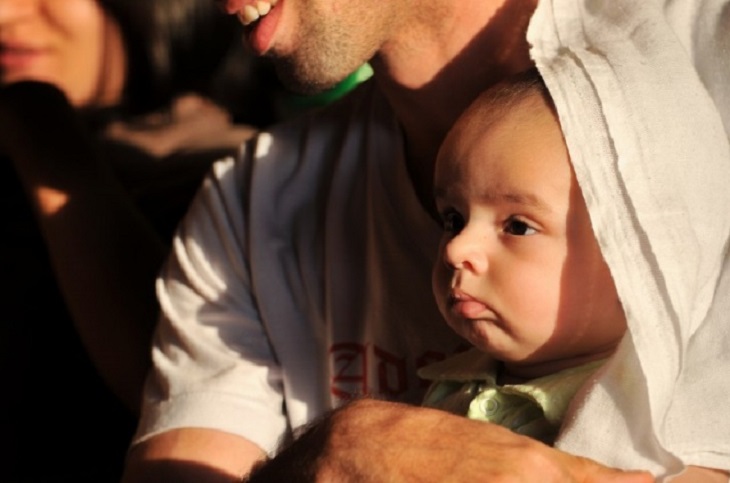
239, 0, 279, 26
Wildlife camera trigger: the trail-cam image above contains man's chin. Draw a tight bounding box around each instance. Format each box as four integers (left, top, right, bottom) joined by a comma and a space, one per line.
273, 61, 347, 96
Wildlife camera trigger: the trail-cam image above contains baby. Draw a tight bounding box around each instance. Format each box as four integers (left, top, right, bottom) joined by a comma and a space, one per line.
419, 69, 727, 482
420, 68, 625, 444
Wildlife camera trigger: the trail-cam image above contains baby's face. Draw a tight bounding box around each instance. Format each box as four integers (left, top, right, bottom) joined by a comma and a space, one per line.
432, 92, 626, 381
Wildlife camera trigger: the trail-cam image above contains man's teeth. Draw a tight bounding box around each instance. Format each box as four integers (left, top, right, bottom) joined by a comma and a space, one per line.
239, 0, 278, 26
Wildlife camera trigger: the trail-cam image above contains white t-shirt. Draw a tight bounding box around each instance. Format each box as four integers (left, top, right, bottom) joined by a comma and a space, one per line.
134, 82, 464, 453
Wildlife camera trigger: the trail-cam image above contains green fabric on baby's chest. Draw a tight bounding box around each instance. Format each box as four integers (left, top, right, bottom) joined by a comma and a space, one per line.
420, 350, 605, 445
422, 378, 559, 444
466, 382, 559, 444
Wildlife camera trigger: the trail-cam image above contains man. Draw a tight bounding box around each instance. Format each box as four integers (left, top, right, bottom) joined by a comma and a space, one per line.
123, 0, 730, 481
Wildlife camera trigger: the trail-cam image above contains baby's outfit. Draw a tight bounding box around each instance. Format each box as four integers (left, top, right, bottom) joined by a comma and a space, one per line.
419, 349, 604, 445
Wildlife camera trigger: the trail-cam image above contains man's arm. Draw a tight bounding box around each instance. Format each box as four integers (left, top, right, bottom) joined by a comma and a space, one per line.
122, 428, 266, 483
245, 398, 654, 483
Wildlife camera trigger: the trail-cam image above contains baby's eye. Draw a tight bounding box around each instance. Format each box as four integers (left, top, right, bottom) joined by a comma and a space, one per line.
441, 209, 465, 236
504, 216, 537, 236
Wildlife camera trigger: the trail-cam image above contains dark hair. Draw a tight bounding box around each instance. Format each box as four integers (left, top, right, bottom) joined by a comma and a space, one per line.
98, 0, 254, 117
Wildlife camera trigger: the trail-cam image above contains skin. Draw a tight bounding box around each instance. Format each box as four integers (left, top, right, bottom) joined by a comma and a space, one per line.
258, 0, 406, 94
0, 0, 126, 107
123, 0, 721, 481
432, 91, 626, 383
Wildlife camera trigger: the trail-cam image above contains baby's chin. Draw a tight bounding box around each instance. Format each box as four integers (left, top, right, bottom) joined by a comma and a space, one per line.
455, 319, 516, 357
463, 335, 549, 376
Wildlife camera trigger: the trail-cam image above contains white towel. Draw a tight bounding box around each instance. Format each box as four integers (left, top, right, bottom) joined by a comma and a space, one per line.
528, 0, 730, 479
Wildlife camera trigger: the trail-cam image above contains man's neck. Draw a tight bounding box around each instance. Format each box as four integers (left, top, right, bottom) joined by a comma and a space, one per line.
370, 0, 537, 215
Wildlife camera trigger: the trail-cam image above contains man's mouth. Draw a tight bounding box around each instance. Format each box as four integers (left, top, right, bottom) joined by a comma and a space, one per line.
239, 0, 279, 26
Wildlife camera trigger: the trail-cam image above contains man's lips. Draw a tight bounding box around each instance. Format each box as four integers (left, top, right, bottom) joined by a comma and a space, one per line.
238, 0, 279, 26
237, 0, 282, 55
217, 0, 279, 26
217, 0, 248, 14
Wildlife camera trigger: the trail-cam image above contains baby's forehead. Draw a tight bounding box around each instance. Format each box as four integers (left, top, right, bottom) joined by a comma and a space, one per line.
436, 89, 572, 194
443, 93, 550, 152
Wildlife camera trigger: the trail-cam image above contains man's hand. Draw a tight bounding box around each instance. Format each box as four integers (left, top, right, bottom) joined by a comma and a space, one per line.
246, 398, 654, 483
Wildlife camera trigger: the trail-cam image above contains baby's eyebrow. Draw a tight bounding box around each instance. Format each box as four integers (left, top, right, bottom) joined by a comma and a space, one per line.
483, 191, 553, 214
432, 187, 553, 214
502, 192, 545, 206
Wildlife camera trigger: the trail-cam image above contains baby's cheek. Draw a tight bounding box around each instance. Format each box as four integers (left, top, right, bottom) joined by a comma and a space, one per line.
431, 264, 450, 315
514, 276, 562, 322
